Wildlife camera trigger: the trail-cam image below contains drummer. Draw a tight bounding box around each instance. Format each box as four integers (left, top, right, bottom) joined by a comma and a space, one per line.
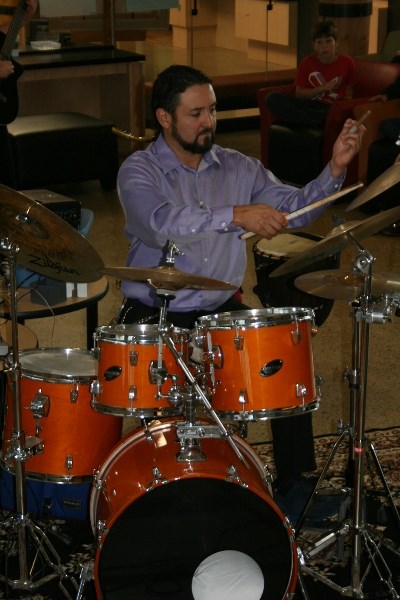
116, 64, 364, 523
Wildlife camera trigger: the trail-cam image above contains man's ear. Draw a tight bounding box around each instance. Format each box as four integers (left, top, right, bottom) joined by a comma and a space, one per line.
156, 107, 172, 129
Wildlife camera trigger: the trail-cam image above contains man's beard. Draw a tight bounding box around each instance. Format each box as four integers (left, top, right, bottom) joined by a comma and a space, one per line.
171, 123, 215, 154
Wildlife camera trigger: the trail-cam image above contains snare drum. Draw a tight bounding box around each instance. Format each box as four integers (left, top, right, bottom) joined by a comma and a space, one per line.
1, 348, 122, 482
253, 232, 340, 327
90, 419, 297, 599
196, 308, 320, 421
92, 324, 190, 417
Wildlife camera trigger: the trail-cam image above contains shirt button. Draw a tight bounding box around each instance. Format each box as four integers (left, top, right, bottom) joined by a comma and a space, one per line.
191, 228, 196, 233
221, 222, 226, 228
204, 258, 208, 262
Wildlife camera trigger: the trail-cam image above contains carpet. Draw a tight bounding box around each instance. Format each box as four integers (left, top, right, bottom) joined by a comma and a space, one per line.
0, 427, 399, 600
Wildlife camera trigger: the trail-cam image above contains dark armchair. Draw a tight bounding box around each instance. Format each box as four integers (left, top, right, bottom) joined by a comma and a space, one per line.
257, 58, 400, 187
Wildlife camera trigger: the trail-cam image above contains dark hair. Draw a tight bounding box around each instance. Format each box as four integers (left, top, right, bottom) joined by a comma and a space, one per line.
312, 20, 338, 42
151, 64, 213, 133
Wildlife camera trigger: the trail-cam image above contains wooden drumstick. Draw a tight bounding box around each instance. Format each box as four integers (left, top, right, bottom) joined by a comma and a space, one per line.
349, 110, 371, 133
240, 181, 364, 240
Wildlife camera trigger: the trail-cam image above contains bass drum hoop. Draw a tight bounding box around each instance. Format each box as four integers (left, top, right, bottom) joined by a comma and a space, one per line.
90, 420, 298, 600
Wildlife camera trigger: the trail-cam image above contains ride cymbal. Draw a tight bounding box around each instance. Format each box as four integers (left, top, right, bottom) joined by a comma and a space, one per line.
0, 185, 104, 282
346, 156, 400, 211
102, 265, 236, 291
269, 206, 400, 278
294, 269, 400, 301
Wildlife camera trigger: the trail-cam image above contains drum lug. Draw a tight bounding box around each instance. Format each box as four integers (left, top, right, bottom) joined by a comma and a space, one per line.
290, 321, 302, 345
295, 383, 307, 402
226, 464, 248, 488
234, 334, 244, 350
146, 467, 169, 491
96, 520, 108, 546
90, 379, 102, 397
65, 454, 73, 478
128, 385, 137, 402
70, 383, 79, 403
26, 389, 50, 436
238, 389, 249, 405
129, 349, 138, 366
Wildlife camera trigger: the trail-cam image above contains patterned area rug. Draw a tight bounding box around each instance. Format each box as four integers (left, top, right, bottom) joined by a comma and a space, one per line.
0, 427, 399, 600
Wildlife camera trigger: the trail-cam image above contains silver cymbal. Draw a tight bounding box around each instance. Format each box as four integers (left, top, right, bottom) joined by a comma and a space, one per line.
102, 265, 237, 291
0, 184, 104, 282
269, 206, 400, 278
294, 269, 400, 300
346, 155, 400, 211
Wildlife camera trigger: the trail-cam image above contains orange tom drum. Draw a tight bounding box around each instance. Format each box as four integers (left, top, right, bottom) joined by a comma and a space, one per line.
195, 308, 320, 421
90, 418, 298, 599
1, 348, 122, 482
92, 324, 190, 418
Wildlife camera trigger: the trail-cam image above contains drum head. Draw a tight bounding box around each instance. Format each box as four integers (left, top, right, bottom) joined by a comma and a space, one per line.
97, 478, 295, 599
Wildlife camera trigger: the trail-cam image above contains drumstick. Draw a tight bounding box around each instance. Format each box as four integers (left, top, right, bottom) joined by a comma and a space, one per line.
240, 182, 363, 240
349, 110, 371, 133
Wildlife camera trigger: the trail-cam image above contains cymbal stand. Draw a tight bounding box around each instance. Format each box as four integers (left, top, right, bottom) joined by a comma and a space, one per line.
0, 237, 77, 599
296, 239, 400, 599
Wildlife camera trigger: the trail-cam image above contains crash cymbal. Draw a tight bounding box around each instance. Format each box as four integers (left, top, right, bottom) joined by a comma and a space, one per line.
102, 265, 236, 291
294, 269, 400, 301
270, 206, 400, 278
0, 185, 104, 282
346, 155, 400, 211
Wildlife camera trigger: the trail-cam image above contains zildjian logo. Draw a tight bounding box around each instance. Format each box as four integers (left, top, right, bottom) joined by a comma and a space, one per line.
28, 254, 80, 276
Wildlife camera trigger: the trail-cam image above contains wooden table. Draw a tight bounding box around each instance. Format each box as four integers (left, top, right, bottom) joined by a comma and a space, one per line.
0, 277, 109, 350
16, 45, 146, 154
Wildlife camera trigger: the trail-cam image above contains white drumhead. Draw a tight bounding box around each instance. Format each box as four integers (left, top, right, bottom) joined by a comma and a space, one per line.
19, 348, 97, 380
255, 233, 316, 257
192, 550, 264, 600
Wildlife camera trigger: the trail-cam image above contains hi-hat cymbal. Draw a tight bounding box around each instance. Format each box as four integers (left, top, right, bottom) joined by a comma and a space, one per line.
346, 156, 400, 211
102, 265, 236, 291
0, 185, 104, 282
294, 269, 400, 301
270, 206, 400, 278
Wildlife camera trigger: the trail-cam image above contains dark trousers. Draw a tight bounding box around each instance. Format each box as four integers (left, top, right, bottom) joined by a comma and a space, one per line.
266, 92, 330, 127
118, 297, 317, 483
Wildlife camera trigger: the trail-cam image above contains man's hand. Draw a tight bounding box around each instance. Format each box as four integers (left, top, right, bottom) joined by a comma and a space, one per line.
232, 204, 288, 240
0, 60, 14, 79
329, 118, 365, 179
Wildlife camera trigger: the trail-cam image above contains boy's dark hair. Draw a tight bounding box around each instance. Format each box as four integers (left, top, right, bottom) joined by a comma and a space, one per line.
312, 20, 338, 41
151, 64, 213, 133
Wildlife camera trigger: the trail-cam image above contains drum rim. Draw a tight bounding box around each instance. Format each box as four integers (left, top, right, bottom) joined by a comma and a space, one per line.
16, 347, 97, 380
95, 323, 190, 343
196, 307, 314, 327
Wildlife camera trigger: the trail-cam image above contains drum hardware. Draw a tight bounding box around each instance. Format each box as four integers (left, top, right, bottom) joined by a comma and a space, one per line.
293, 236, 400, 598
270, 205, 400, 279
0, 239, 78, 596
346, 153, 400, 211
